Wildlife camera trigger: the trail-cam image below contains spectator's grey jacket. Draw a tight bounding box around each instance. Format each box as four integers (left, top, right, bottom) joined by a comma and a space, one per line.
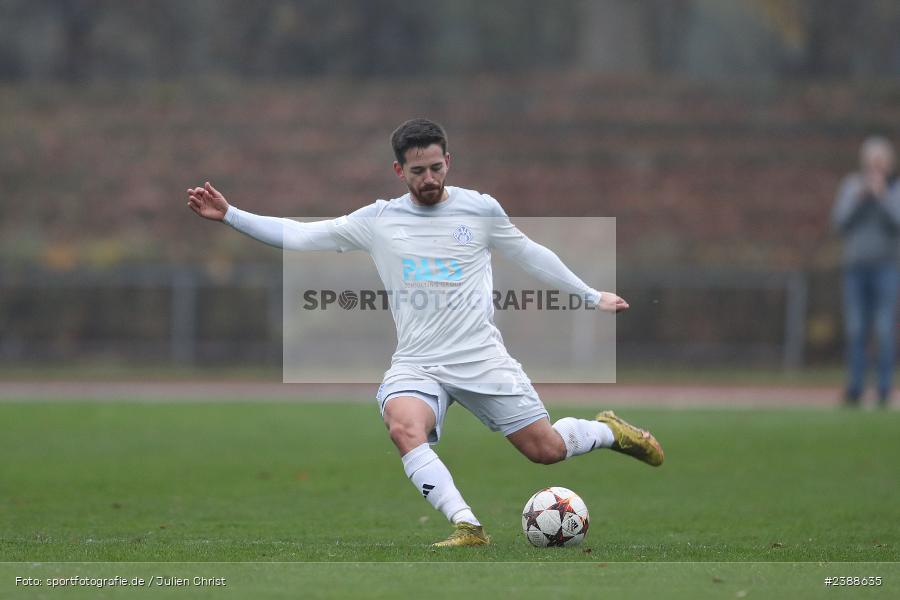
831, 174, 900, 266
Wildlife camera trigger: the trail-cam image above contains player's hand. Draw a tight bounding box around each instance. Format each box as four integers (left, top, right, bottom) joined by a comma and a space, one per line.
187, 181, 229, 221
597, 292, 629, 313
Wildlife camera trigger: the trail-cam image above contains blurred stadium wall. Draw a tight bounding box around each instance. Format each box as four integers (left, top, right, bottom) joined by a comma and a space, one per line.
1, 0, 899, 371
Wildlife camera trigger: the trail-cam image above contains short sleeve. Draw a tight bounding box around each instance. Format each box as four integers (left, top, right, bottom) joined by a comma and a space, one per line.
328, 200, 385, 253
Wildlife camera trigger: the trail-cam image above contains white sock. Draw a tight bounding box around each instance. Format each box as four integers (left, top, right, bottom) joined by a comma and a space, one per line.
552, 417, 615, 458
401, 443, 480, 526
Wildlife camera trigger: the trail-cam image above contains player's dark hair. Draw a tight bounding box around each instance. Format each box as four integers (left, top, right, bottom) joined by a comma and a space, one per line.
391, 118, 448, 165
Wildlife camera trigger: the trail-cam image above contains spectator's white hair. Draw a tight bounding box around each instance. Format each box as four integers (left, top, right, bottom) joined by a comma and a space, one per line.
860, 135, 895, 168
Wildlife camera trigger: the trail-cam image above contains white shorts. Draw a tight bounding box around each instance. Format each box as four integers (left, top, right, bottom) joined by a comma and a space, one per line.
376, 355, 549, 444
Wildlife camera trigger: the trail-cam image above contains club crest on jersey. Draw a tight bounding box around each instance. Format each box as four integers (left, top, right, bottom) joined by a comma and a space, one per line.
452, 224, 473, 245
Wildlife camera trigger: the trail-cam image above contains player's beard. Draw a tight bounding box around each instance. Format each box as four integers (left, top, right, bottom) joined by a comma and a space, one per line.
411, 183, 445, 206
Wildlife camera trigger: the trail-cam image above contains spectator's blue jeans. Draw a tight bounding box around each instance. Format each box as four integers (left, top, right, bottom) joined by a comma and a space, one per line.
842, 262, 899, 400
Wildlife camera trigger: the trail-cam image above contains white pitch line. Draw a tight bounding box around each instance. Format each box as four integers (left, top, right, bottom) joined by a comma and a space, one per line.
0, 381, 855, 408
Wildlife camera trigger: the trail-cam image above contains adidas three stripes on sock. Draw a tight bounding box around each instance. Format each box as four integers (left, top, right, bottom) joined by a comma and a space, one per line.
401, 443, 480, 526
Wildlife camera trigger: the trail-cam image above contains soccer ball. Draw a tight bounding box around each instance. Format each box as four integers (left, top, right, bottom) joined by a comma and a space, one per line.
521, 486, 589, 547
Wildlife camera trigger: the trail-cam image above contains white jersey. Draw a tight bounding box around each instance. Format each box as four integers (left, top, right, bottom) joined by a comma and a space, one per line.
224, 185, 601, 368
326, 186, 596, 366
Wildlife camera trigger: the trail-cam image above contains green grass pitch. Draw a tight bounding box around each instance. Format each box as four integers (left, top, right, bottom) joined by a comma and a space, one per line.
1, 401, 898, 598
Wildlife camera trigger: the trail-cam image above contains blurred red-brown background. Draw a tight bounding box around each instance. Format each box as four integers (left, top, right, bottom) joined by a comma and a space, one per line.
2, 0, 899, 375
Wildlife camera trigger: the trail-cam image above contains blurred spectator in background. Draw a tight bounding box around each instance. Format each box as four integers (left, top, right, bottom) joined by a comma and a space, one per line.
832, 137, 900, 408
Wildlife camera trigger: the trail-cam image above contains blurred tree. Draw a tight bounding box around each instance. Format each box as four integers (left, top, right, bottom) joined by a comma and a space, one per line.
578, 0, 653, 73
0, 0, 897, 81
53, 0, 98, 82
647, 0, 692, 74
753, 0, 900, 78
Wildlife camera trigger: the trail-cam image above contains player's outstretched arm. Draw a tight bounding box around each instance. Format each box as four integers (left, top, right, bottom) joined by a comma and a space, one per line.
488, 195, 628, 313
499, 237, 629, 313
186, 181, 343, 252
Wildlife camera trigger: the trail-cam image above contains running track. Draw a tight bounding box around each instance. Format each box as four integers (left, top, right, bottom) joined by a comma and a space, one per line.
0, 381, 865, 408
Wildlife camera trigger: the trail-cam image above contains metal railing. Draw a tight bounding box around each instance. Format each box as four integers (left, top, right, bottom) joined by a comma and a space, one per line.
0, 264, 812, 369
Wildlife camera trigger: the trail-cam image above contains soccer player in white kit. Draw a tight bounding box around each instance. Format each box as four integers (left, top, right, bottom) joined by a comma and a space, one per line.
187, 119, 664, 547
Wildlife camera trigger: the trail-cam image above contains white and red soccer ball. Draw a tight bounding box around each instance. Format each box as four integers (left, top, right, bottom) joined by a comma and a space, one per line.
521, 486, 590, 547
